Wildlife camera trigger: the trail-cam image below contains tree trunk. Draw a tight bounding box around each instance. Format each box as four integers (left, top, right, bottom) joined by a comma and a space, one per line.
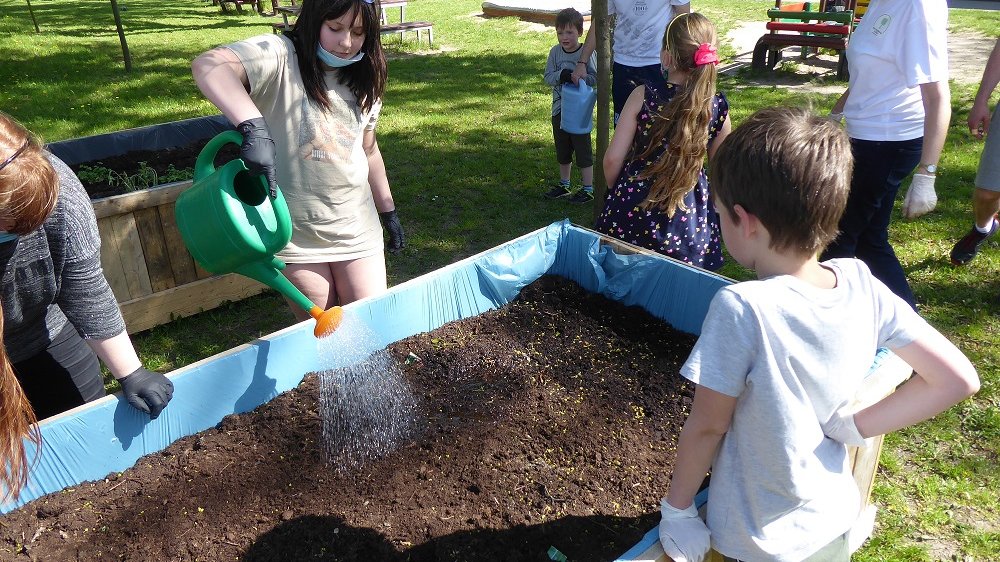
25, 0, 40, 32
591, 0, 610, 224
110, 0, 132, 72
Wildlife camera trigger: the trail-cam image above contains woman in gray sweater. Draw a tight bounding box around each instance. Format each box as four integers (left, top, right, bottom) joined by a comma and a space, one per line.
0, 112, 173, 500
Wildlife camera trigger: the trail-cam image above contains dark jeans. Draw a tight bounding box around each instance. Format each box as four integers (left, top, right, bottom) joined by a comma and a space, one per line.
612, 62, 666, 125
822, 137, 922, 311
13, 323, 105, 420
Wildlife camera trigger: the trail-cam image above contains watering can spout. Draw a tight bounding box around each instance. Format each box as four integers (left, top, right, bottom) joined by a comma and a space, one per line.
236, 261, 344, 337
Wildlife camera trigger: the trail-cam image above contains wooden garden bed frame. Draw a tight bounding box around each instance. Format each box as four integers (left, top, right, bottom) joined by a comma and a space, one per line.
92, 181, 267, 334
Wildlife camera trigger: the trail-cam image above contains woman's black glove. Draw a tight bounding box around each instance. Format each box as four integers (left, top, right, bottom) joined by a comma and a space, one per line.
120, 367, 174, 419
236, 117, 278, 198
379, 210, 405, 254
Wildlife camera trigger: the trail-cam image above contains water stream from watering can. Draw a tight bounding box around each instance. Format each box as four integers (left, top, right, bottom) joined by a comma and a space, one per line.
315, 310, 420, 471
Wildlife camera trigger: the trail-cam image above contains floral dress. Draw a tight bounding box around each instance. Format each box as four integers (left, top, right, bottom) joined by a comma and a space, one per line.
595, 84, 729, 271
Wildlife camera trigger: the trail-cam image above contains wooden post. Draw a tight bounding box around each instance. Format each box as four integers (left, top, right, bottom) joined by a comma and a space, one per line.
109, 0, 132, 73
592, 0, 611, 224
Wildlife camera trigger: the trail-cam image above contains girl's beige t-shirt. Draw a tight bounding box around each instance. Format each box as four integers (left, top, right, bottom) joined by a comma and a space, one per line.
228, 34, 383, 263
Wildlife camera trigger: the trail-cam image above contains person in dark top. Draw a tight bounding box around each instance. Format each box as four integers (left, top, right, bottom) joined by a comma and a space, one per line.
0, 112, 173, 500
595, 12, 730, 271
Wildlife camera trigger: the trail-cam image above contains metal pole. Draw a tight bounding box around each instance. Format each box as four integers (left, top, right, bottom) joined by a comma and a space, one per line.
591, 0, 610, 223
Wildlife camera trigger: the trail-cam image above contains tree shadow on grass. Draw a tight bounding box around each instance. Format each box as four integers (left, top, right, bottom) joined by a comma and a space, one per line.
243, 512, 657, 562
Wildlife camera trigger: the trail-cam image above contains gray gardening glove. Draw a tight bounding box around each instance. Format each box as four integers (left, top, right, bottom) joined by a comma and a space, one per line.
236, 117, 278, 198
379, 209, 405, 254
120, 367, 174, 419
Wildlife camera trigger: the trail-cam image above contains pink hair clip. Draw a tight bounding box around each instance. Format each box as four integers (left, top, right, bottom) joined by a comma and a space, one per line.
693, 43, 719, 67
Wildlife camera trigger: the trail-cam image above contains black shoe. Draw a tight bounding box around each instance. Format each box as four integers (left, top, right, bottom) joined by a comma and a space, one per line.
568, 189, 594, 203
950, 217, 998, 265
544, 184, 572, 199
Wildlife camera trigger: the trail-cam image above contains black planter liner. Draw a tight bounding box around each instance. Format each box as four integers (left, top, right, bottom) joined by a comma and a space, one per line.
45, 115, 233, 167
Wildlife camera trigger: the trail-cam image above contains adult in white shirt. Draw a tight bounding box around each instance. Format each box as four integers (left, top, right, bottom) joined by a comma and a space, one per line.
823, 0, 951, 312
570, 0, 691, 124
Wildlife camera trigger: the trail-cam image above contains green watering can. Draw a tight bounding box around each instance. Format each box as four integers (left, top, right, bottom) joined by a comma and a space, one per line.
175, 130, 343, 337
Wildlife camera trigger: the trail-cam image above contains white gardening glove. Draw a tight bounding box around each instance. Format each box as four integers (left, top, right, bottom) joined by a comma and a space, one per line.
822, 407, 868, 447
848, 504, 878, 553
658, 498, 711, 562
901, 173, 937, 219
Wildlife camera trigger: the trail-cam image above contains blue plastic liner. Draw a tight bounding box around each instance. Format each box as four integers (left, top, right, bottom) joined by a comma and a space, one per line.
5, 220, 730, 513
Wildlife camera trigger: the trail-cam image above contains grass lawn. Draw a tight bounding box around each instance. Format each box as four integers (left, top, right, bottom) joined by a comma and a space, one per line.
2, 0, 999, 558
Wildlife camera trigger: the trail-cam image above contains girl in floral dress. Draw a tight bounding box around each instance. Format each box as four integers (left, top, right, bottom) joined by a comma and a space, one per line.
596, 12, 730, 271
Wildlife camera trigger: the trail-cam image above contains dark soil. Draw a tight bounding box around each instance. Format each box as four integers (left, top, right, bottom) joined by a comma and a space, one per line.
0, 276, 696, 562
69, 140, 240, 200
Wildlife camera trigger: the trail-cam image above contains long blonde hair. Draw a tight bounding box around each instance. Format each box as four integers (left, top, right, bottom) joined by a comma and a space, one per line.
636, 12, 719, 216
0, 112, 57, 502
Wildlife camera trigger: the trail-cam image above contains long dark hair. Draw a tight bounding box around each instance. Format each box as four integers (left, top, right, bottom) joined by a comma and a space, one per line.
289, 0, 387, 114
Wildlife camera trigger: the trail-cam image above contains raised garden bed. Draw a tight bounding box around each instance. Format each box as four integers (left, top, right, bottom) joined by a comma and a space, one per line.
0, 224, 900, 561
0, 275, 696, 561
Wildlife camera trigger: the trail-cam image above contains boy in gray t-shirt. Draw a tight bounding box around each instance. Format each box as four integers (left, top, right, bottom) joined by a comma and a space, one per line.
657, 107, 980, 562
542, 8, 597, 203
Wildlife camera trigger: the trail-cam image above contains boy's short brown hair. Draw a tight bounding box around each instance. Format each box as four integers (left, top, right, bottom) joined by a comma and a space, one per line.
555, 8, 584, 34
711, 106, 853, 256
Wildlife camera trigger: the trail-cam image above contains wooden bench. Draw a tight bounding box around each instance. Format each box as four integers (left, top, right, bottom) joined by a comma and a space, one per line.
217, 0, 262, 14
752, 1, 855, 80
381, 21, 433, 47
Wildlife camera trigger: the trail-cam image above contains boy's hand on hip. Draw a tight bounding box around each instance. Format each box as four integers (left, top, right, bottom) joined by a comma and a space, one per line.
901, 173, 937, 219
822, 407, 868, 447
658, 498, 711, 562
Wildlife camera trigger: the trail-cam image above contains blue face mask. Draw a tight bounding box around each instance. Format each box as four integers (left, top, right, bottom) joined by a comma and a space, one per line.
317, 45, 365, 68
0, 232, 18, 244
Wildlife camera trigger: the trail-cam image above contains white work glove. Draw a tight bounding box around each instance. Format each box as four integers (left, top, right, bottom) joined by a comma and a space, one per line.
822, 407, 867, 447
901, 173, 937, 219
658, 498, 711, 562
848, 504, 878, 553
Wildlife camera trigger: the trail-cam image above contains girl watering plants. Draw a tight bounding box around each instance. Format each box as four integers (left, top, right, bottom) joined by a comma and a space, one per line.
0, 112, 174, 500
594, 12, 731, 271
192, 0, 405, 320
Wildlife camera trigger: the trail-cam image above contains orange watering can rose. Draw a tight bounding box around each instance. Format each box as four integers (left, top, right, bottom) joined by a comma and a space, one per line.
175, 130, 342, 337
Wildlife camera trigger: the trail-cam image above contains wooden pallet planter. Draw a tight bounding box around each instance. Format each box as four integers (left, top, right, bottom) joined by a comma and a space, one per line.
91, 183, 267, 335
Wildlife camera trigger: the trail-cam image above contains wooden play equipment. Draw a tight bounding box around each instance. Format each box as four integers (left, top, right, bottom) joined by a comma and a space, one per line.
481, 1, 591, 26
751, 0, 857, 80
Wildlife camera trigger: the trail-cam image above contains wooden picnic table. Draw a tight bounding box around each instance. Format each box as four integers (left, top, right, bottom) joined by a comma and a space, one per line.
276, 0, 407, 28
274, 1, 431, 47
